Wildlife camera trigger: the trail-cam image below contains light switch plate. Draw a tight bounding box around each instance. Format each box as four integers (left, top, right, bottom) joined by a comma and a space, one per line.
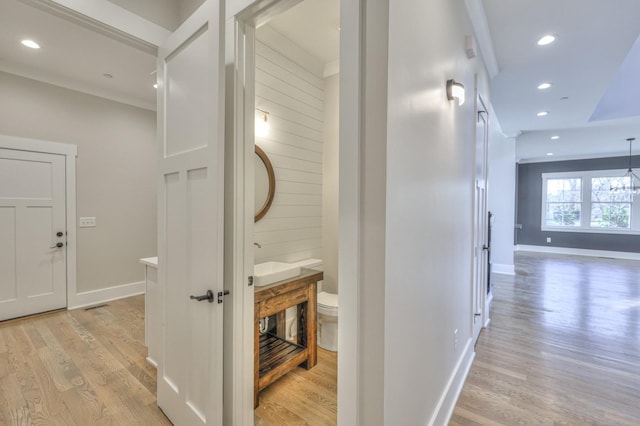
80, 217, 96, 228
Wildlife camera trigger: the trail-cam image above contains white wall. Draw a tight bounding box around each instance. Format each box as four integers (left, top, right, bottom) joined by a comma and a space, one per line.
372, 0, 491, 423
254, 26, 324, 265
0, 71, 157, 295
322, 73, 339, 294
487, 108, 516, 275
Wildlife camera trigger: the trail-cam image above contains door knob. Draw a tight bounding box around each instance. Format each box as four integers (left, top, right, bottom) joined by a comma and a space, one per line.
190, 290, 214, 303
50, 242, 64, 248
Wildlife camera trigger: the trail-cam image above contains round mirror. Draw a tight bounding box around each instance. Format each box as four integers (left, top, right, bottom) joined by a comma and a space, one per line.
255, 145, 275, 222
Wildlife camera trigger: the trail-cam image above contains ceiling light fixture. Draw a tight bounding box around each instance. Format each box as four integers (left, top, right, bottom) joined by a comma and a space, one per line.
537, 111, 548, 117
255, 108, 270, 138
21, 39, 40, 49
537, 34, 556, 46
537, 83, 552, 90
550, 135, 560, 140
546, 153, 554, 156
610, 138, 640, 195
446, 79, 465, 106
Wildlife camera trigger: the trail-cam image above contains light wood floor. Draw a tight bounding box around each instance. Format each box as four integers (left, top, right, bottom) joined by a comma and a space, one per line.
3, 252, 637, 425
0, 296, 171, 425
452, 251, 640, 425
0, 293, 337, 426
254, 347, 337, 425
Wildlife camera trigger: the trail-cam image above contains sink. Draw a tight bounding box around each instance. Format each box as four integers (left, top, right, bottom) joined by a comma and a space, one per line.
254, 262, 301, 287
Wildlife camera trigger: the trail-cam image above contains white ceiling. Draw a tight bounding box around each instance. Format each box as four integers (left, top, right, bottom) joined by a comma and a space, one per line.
3, 0, 640, 163
267, 0, 340, 66
0, 0, 158, 110
481, 0, 640, 161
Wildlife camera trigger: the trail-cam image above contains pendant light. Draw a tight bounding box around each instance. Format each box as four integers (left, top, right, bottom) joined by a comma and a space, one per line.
610, 138, 640, 195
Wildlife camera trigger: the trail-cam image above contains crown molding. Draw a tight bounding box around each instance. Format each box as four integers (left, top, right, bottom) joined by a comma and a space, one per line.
19, 0, 171, 54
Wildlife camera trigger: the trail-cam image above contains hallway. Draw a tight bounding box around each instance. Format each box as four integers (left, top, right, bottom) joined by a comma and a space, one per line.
452, 251, 640, 425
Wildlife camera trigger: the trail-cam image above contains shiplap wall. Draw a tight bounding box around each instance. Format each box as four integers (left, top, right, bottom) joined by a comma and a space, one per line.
254, 26, 325, 264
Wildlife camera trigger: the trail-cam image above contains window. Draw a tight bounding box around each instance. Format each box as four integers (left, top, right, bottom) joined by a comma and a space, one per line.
542, 171, 640, 234
590, 177, 631, 228
544, 178, 581, 227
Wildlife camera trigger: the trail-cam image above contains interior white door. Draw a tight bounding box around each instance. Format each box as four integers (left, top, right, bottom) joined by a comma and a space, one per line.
0, 148, 66, 321
156, 1, 225, 424
472, 99, 489, 342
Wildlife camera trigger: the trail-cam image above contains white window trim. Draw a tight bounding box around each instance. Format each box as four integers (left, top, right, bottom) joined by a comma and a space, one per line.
541, 169, 640, 234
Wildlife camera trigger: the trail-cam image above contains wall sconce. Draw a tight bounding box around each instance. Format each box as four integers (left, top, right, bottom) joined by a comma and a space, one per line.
256, 108, 270, 138
446, 79, 465, 106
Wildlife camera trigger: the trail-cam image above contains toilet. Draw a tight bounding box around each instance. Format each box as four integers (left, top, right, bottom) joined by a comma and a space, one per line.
317, 291, 338, 352
288, 259, 338, 351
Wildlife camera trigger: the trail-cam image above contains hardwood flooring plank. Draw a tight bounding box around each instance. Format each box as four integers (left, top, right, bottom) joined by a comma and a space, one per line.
0, 296, 170, 426
255, 348, 337, 425
452, 252, 640, 425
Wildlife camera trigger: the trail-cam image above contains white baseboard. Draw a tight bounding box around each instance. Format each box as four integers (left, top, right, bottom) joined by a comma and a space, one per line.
491, 263, 515, 275
430, 338, 475, 426
516, 245, 640, 261
69, 280, 145, 310
146, 357, 158, 368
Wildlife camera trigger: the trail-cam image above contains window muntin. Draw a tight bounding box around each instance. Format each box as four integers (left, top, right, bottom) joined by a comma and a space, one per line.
544, 178, 581, 227
590, 177, 631, 228
541, 170, 640, 234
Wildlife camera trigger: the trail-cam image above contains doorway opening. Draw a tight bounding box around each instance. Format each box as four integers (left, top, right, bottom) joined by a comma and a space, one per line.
226, 0, 341, 423
248, 0, 339, 422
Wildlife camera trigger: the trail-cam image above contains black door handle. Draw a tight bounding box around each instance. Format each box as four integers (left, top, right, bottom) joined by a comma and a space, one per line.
190, 290, 214, 303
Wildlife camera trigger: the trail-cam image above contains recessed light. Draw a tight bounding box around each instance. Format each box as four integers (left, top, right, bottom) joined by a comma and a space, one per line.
560, 96, 569, 100
103, 73, 113, 79
550, 135, 560, 140
546, 152, 554, 156
537, 111, 548, 117
537, 34, 556, 46
153, 83, 158, 89
537, 83, 552, 90
21, 39, 40, 49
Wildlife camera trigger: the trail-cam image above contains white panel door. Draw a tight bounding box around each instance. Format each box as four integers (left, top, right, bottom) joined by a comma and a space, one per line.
156, 1, 225, 425
0, 148, 66, 321
472, 99, 489, 342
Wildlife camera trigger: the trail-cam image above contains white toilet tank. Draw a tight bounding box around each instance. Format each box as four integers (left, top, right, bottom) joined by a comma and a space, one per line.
317, 291, 338, 352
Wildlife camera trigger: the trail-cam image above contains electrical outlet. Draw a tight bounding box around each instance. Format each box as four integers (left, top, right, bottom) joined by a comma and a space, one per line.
79, 217, 96, 228
546, 237, 551, 243
454, 329, 458, 350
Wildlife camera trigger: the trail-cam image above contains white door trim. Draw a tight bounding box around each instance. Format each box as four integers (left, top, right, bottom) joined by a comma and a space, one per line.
0, 134, 78, 310
223, 15, 256, 425
337, 0, 363, 424
471, 93, 489, 340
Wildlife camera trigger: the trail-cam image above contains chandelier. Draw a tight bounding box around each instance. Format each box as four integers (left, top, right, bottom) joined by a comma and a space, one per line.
610, 138, 640, 195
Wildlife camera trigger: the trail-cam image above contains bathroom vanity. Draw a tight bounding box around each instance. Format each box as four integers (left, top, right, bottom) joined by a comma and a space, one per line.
254, 268, 323, 407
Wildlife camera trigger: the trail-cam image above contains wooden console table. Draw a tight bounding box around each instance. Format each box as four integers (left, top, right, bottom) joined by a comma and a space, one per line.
254, 268, 323, 407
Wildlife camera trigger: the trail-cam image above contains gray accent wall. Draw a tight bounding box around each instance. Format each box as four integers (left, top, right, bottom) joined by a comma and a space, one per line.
517, 156, 640, 252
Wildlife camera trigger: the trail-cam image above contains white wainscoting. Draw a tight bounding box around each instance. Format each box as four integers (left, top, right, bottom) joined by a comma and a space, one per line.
254, 26, 324, 264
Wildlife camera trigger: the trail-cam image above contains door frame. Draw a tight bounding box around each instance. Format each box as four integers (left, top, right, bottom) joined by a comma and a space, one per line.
471, 93, 490, 339
225, 0, 364, 424
0, 134, 78, 309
